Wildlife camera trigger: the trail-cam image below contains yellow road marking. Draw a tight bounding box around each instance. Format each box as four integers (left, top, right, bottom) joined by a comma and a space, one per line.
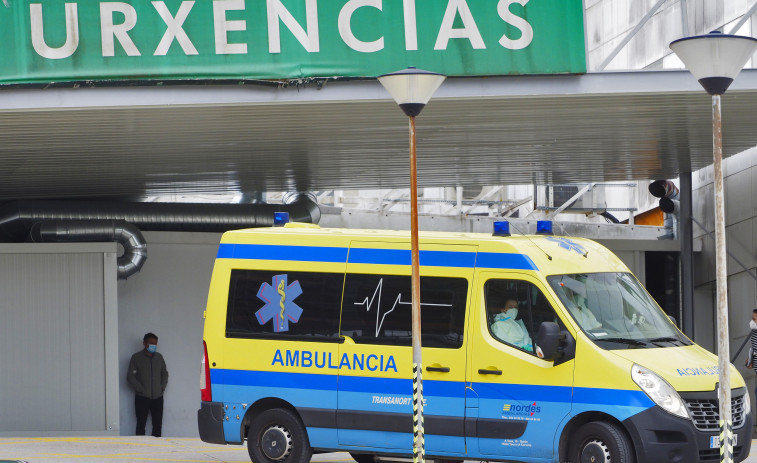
39, 456, 249, 462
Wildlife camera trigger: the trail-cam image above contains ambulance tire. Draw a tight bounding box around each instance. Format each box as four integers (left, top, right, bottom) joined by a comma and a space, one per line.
569, 421, 634, 463
248, 408, 312, 463
349, 453, 376, 463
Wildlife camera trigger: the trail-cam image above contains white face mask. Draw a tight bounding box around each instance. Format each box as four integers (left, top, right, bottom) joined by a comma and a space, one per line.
750, 320, 757, 330
495, 308, 518, 322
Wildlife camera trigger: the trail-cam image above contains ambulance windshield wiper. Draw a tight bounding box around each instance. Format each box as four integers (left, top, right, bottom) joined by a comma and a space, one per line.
596, 337, 649, 346
648, 336, 686, 345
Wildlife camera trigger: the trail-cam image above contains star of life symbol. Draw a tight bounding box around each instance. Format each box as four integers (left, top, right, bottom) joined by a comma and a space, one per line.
546, 236, 586, 255
255, 274, 303, 333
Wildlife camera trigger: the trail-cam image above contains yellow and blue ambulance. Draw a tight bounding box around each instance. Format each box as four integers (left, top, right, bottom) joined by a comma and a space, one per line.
198, 220, 752, 463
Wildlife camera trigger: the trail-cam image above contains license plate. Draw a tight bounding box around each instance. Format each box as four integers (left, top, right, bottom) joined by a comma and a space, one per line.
710, 434, 738, 448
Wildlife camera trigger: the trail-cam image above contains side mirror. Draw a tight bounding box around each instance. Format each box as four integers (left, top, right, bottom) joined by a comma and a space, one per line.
535, 321, 564, 361
668, 315, 677, 326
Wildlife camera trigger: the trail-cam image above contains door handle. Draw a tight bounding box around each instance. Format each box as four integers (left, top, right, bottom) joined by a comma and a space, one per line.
478, 368, 502, 375
426, 366, 450, 373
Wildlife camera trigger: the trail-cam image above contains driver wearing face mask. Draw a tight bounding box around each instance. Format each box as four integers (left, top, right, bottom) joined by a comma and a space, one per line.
491, 298, 533, 352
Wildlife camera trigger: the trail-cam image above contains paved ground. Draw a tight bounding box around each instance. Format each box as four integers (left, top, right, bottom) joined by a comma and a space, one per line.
0, 437, 353, 463
1, 437, 757, 463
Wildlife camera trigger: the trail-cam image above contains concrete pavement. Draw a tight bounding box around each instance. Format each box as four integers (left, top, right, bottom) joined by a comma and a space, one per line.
1, 436, 757, 463
0, 437, 353, 463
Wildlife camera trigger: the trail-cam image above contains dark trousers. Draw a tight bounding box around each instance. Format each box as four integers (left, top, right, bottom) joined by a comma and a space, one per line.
135, 395, 164, 437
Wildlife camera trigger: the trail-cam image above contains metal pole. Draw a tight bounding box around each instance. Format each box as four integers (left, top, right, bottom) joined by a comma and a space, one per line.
713, 94, 733, 463
680, 172, 694, 337
409, 115, 425, 463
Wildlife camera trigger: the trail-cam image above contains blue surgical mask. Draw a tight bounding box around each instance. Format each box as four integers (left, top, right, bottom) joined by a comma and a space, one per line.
147, 344, 157, 354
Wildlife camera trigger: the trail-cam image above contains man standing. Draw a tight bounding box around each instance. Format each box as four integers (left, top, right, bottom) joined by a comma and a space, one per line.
127, 332, 169, 437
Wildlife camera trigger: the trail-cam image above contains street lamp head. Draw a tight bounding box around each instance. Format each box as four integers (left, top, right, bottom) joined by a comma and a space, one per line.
670, 31, 757, 95
378, 67, 446, 117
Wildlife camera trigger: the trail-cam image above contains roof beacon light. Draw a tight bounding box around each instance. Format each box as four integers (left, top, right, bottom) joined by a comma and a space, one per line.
493, 221, 511, 237
274, 212, 290, 226
536, 220, 553, 235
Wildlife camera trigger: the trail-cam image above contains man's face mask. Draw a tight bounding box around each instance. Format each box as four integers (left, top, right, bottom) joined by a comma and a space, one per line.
495, 308, 518, 321
147, 344, 157, 354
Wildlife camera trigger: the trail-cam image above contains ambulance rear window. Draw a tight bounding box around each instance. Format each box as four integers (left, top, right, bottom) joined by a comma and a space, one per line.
225, 269, 342, 341
340, 274, 468, 348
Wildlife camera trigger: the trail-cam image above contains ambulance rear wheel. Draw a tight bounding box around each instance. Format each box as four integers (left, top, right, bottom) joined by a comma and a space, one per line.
248, 408, 312, 463
349, 453, 375, 463
569, 421, 634, 463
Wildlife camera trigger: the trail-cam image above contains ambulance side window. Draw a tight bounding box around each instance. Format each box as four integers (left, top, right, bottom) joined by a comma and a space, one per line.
226, 269, 342, 340
485, 279, 560, 356
341, 274, 467, 348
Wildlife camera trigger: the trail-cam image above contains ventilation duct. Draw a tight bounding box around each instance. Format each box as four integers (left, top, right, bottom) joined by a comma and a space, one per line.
0, 196, 320, 279
30, 220, 147, 279
0, 197, 321, 242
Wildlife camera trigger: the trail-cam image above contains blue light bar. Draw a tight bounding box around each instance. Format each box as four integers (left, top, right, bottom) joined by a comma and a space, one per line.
536, 220, 553, 235
273, 212, 290, 226
493, 221, 510, 237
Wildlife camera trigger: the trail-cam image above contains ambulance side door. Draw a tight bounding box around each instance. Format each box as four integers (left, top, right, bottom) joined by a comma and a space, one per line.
467, 272, 575, 460
336, 241, 474, 456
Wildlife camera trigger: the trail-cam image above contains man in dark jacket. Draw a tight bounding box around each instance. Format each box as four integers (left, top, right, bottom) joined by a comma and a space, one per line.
127, 332, 169, 437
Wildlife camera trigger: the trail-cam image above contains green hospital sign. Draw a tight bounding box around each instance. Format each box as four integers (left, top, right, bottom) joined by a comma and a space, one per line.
0, 0, 586, 84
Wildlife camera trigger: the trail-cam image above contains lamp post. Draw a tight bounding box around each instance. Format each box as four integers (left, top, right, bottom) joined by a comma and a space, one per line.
378, 67, 445, 463
670, 31, 757, 463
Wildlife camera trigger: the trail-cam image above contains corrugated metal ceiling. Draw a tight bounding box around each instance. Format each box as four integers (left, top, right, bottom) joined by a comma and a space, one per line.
0, 71, 755, 201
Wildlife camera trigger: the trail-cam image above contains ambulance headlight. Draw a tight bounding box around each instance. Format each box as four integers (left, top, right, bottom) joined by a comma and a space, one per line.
742, 389, 751, 419
632, 364, 689, 419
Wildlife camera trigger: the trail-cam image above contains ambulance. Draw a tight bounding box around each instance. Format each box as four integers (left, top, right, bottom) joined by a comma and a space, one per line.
197, 221, 752, 463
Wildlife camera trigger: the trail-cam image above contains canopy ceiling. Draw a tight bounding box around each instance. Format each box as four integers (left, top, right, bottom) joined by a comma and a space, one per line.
1, 70, 756, 201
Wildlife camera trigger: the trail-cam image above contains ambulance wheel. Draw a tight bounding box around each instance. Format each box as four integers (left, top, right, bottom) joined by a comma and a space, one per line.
349, 453, 375, 463
248, 408, 312, 463
569, 421, 634, 463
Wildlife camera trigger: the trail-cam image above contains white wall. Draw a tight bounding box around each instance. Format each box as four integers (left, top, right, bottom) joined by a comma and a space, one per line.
117, 231, 220, 437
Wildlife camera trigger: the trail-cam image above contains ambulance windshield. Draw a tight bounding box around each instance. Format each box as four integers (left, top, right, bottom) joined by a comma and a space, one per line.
547, 272, 691, 349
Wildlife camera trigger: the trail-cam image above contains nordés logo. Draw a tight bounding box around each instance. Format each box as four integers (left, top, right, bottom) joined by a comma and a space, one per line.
503, 402, 541, 416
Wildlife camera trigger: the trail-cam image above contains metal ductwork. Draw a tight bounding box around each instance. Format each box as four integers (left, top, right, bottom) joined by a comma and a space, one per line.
0, 196, 321, 242
0, 195, 320, 279
30, 220, 147, 280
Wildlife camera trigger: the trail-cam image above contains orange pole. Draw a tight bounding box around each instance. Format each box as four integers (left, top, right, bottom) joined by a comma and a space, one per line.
409, 115, 424, 463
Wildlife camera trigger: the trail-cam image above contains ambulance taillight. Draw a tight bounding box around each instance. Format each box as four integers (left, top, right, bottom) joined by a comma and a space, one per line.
201, 341, 212, 402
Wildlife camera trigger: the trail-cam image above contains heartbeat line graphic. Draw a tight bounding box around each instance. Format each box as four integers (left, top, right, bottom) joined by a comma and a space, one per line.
354, 278, 452, 337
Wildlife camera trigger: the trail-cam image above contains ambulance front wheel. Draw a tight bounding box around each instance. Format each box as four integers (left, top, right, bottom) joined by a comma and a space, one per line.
248, 408, 313, 463
569, 421, 634, 463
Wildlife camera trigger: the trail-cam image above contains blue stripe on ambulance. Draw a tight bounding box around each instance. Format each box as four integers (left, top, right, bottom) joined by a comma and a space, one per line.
472, 382, 653, 459
212, 368, 654, 449
216, 243, 349, 262
217, 243, 538, 271
213, 368, 463, 448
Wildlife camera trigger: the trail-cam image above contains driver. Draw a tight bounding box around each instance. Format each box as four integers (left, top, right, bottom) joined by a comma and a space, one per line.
491, 298, 533, 352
